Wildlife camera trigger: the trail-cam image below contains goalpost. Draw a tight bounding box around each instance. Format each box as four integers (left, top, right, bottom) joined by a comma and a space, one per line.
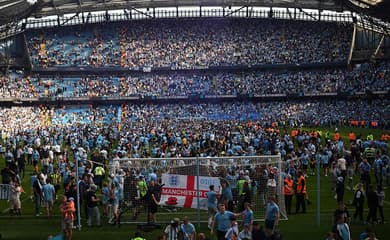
109, 155, 287, 225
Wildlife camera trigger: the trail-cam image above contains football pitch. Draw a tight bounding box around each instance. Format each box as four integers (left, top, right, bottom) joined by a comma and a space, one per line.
0, 127, 389, 240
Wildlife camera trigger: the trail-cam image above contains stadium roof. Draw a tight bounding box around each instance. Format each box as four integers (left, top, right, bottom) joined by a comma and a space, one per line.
0, 0, 389, 25
33, 0, 346, 16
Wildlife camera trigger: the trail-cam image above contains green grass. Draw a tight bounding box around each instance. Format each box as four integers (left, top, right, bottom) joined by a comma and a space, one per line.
0, 126, 389, 240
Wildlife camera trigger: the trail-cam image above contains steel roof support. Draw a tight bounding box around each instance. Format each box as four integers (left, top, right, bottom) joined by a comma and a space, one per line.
299, 8, 318, 21
223, 5, 246, 17
130, 7, 153, 18
59, 12, 80, 26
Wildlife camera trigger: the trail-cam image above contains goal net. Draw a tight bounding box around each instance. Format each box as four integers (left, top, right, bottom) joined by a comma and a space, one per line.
110, 155, 287, 224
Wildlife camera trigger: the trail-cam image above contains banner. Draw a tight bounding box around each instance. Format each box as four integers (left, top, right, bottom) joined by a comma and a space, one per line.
159, 174, 220, 209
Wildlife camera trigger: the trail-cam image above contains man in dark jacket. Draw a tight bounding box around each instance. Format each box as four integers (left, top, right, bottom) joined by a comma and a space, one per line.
366, 185, 378, 224
353, 183, 365, 223
336, 177, 345, 203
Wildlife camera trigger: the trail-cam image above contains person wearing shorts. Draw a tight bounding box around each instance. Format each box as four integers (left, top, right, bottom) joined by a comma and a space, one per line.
265, 196, 280, 238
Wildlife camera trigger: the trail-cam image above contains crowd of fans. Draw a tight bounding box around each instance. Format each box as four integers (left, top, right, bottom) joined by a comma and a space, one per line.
28, 18, 352, 69
0, 106, 42, 134
0, 99, 388, 139
0, 72, 36, 98
118, 62, 389, 96
0, 60, 389, 98
1, 106, 388, 239
0, 15, 387, 240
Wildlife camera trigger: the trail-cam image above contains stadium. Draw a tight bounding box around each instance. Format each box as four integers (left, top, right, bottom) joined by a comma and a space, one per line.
0, 0, 389, 240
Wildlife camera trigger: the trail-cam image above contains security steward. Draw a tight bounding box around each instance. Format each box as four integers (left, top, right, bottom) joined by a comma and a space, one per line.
137, 175, 148, 205
295, 171, 306, 214
283, 174, 294, 215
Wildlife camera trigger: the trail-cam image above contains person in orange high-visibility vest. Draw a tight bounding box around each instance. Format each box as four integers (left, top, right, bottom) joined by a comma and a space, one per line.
348, 131, 356, 142
291, 129, 297, 138
380, 133, 389, 142
295, 171, 306, 214
283, 174, 294, 215
60, 196, 75, 240
334, 132, 340, 142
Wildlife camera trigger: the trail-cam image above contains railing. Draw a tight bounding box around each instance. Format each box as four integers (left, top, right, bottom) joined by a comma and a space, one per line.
0, 90, 387, 106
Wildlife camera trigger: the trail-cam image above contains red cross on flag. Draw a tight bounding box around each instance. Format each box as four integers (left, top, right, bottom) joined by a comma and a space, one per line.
160, 174, 220, 209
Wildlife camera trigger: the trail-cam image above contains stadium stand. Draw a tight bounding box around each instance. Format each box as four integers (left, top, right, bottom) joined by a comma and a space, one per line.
18, 61, 389, 98
27, 19, 352, 68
